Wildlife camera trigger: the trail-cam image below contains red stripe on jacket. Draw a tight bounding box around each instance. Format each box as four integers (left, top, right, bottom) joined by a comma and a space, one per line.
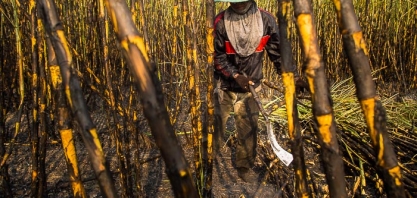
214, 12, 225, 28
225, 35, 270, 54
213, 12, 231, 77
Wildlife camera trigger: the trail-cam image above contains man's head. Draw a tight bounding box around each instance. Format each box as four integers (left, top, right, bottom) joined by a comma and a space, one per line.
215, 0, 254, 14
230, 1, 252, 14
214, 0, 251, 2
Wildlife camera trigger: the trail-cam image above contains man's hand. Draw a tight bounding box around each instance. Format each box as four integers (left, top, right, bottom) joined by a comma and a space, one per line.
234, 74, 253, 92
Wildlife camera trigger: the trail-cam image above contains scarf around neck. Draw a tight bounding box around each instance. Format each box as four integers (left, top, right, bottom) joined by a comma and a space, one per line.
224, 2, 263, 57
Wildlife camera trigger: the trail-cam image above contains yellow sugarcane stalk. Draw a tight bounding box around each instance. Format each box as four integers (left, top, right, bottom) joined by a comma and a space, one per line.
60, 129, 86, 197
203, 0, 215, 197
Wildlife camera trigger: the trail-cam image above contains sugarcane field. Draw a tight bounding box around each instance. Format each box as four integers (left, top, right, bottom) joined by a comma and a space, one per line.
1, 0, 416, 197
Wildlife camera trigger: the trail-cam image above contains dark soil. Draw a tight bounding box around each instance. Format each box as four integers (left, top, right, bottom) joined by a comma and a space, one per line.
1, 108, 313, 198
2, 89, 416, 197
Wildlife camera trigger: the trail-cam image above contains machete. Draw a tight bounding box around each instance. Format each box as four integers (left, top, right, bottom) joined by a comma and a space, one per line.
248, 83, 293, 166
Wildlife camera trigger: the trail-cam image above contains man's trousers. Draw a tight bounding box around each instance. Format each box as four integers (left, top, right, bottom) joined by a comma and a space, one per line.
214, 87, 260, 169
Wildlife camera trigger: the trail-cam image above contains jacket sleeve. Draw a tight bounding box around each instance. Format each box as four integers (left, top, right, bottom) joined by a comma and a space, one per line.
264, 16, 296, 75
214, 20, 239, 79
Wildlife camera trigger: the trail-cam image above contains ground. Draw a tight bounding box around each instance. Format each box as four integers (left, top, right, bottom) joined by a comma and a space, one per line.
3, 87, 416, 197
1, 107, 315, 198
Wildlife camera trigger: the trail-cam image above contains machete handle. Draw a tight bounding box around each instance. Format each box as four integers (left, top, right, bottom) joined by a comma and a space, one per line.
249, 84, 269, 122
242, 72, 267, 119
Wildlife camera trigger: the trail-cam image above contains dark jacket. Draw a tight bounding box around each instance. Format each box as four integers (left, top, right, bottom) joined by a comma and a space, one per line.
214, 7, 286, 92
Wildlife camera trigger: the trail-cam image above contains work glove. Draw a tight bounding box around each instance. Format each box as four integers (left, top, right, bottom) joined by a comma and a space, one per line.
295, 76, 309, 93
235, 75, 252, 92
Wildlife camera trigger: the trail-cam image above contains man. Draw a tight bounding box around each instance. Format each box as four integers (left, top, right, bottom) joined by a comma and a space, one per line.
213, 0, 304, 182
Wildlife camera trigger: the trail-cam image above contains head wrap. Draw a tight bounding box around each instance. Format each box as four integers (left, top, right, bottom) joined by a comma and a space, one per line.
214, 0, 250, 2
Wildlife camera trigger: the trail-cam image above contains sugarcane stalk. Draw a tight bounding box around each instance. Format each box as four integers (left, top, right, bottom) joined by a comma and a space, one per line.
29, 1, 40, 196
137, 0, 149, 53
98, 0, 130, 197
46, 34, 86, 198
203, 0, 215, 197
37, 23, 47, 198
331, 0, 405, 197
306, 169, 317, 198
39, 13, 51, 198
0, 8, 12, 197
130, 0, 136, 23
360, 158, 367, 196
277, 0, 310, 197
37, 0, 117, 197
168, 0, 179, 125
0, 0, 25, 169
292, 0, 347, 197
104, 0, 198, 197
182, 0, 203, 194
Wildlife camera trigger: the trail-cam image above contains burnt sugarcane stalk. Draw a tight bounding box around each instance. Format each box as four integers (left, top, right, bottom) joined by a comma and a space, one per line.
277, 0, 309, 197
137, 0, 149, 53
0, 0, 25, 170
130, 0, 136, 22
104, 0, 198, 197
292, 0, 347, 197
168, 0, 180, 125
331, 0, 405, 197
0, 10, 12, 196
46, 35, 86, 198
181, 0, 202, 194
203, 0, 215, 197
29, 1, 40, 196
36, 7, 49, 198
37, 42, 49, 198
187, 0, 204, 195
37, 0, 117, 197
98, 0, 130, 197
